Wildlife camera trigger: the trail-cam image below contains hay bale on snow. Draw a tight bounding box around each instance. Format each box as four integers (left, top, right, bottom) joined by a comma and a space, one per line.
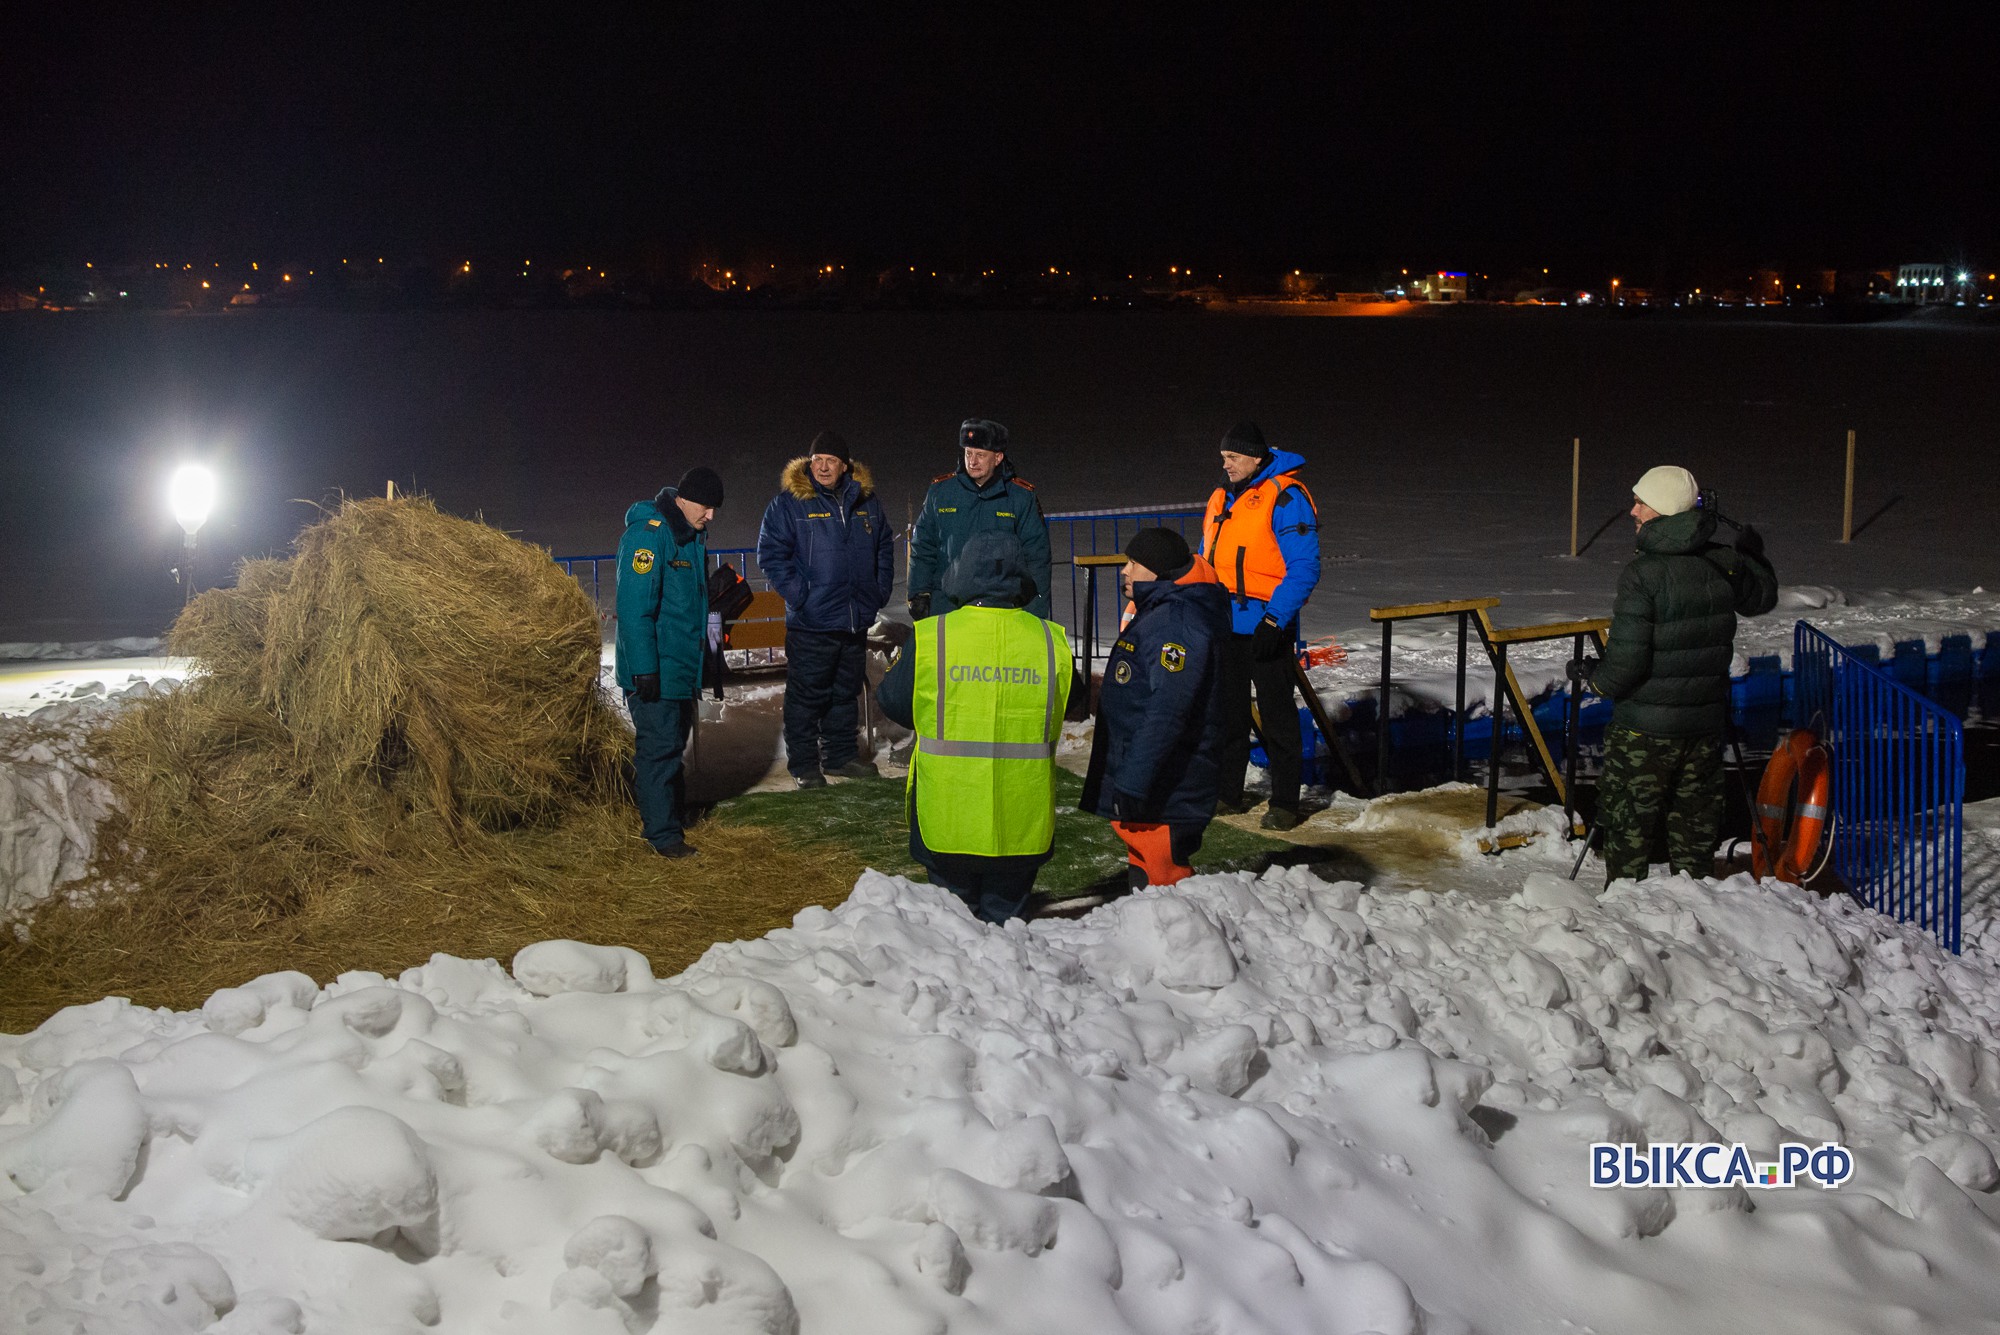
98, 496, 627, 898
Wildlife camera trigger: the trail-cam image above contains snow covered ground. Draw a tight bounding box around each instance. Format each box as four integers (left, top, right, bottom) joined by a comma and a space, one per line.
6, 837, 2000, 1334
6, 584, 2000, 1333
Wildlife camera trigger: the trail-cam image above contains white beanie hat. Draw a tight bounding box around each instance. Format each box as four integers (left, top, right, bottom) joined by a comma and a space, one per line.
1632, 465, 1698, 517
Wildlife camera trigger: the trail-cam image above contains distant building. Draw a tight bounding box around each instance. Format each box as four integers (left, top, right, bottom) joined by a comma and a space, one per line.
1895, 264, 1948, 303
1415, 271, 1467, 302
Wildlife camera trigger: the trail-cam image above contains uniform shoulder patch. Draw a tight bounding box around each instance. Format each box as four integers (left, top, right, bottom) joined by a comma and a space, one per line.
1012, 477, 1035, 491
631, 549, 655, 574
1160, 642, 1187, 672
932, 471, 956, 483
647, 518, 662, 527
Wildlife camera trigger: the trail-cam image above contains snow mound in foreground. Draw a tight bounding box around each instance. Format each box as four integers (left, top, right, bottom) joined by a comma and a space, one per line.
4, 863, 2000, 1334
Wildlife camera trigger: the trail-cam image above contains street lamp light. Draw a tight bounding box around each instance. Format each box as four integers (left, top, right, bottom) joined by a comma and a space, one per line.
169, 464, 217, 602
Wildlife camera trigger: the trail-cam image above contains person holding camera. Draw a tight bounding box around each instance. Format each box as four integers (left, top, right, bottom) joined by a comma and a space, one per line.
1575, 465, 1777, 883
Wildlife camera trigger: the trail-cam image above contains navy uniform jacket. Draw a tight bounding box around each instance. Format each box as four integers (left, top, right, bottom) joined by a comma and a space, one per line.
908, 462, 1053, 620
1080, 568, 1231, 824
756, 458, 895, 633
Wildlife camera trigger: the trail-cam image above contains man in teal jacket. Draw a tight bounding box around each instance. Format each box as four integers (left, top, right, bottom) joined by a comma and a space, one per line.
1582, 465, 1777, 883
615, 466, 724, 858
907, 418, 1053, 621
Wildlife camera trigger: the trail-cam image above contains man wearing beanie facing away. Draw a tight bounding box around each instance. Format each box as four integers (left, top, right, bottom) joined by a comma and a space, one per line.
1201, 422, 1321, 830
1081, 527, 1230, 887
615, 465, 725, 858
757, 431, 896, 787
1579, 465, 1776, 884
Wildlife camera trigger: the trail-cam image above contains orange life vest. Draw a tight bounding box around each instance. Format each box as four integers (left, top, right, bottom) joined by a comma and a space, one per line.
1202, 474, 1316, 604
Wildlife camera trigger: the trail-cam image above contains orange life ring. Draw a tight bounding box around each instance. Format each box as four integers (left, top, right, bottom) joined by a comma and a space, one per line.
1751, 729, 1831, 883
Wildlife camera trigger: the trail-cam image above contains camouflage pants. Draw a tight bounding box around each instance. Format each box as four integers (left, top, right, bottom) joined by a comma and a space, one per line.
1598, 725, 1725, 882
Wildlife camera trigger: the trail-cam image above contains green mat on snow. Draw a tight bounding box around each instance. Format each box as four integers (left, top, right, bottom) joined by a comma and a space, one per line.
716, 769, 1289, 900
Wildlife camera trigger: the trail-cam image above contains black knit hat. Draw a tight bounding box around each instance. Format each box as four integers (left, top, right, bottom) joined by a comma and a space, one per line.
1124, 527, 1193, 581
809, 430, 850, 465
959, 418, 1009, 454
675, 466, 725, 508
1221, 421, 1270, 461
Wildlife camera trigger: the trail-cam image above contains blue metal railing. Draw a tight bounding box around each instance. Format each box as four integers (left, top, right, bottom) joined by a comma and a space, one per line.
555, 545, 793, 620
1046, 505, 1206, 661
1793, 620, 1963, 953
563, 514, 1205, 658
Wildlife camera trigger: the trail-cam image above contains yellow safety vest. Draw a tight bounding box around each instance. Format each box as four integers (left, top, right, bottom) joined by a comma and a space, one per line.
909, 605, 1074, 856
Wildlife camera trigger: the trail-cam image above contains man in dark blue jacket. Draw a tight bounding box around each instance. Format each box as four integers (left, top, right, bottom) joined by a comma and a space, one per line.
1080, 528, 1231, 888
616, 466, 724, 858
757, 431, 895, 787
908, 418, 1054, 621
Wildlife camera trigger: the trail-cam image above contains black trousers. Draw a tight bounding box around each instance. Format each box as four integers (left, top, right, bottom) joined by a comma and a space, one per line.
909, 790, 1050, 924
626, 693, 692, 850
783, 628, 867, 777
1217, 628, 1301, 813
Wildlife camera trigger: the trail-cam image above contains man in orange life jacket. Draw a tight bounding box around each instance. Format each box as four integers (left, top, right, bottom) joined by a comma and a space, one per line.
1200, 423, 1321, 831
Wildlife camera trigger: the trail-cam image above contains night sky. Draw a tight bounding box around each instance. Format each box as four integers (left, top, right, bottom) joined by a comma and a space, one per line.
6, 4, 1997, 274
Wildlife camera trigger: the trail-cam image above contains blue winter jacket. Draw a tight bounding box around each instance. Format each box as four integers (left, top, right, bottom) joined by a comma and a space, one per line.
1205, 448, 1322, 635
756, 458, 895, 633
1080, 566, 1231, 824
908, 460, 1053, 620
614, 490, 708, 696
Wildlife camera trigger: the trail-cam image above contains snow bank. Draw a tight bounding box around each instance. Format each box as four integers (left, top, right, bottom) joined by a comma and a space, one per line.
0, 685, 161, 928
0, 639, 163, 664
6, 855, 2000, 1333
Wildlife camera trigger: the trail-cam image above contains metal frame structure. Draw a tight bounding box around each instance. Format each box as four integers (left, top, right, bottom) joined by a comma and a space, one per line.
1367, 599, 1608, 832
1792, 620, 1964, 953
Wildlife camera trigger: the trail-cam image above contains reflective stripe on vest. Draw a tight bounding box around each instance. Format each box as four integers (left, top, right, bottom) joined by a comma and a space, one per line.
908, 606, 1073, 857
1203, 474, 1316, 605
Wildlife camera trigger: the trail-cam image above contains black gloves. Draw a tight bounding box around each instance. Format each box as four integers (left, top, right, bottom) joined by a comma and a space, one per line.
1734, 524, 1765, 561
1251, 616, 1291, 662
909, 592, 933, 621
1111, 790, 1148, 823
1565, 657, 1599, 687
631, 673, 661, 704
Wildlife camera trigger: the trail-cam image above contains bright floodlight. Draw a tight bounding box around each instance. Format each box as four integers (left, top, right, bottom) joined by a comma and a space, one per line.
169, 464, 216, 538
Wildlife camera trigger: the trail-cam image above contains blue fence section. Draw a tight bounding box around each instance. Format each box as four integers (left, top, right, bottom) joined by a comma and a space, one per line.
1793, 620, 1964, 953
1048, 506, 1206, 661
556, 544, 853, 625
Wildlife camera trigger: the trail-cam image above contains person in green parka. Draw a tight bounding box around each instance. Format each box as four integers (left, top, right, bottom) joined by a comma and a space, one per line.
1579, 465, 1778, 884
615, 466, 724, 858
907, 418, 1054, 621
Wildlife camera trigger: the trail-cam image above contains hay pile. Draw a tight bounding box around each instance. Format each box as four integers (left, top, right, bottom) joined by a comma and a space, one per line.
100, 495, 629, 898
0, 496, 856, 1031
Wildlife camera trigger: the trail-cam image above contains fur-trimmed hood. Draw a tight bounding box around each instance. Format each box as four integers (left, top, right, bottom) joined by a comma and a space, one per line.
781, 456, 876, 501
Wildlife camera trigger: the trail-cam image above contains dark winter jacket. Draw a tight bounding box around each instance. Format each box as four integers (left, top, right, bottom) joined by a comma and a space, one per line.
614, 489, 709, 696
877, 531, 1074, 727
756, 458, 895, 633
1589, 508, 1779, 737
1080, 561, 1231, 824
908, 460, 1053, 620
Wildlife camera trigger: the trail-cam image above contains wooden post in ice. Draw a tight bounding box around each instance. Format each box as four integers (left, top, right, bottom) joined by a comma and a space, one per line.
1569, 437, 1580, 557
1840, 430, 1855, 542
